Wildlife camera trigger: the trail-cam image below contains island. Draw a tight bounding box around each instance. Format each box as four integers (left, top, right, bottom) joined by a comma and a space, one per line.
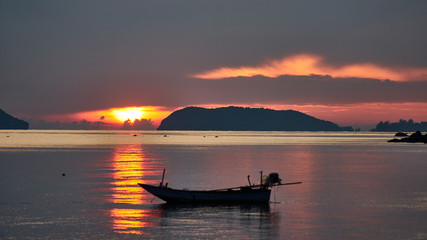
157, 106, 353, 131
0, 109, 29, 129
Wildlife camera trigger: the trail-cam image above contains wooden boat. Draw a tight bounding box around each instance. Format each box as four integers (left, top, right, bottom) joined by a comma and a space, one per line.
138, 170, 301, 204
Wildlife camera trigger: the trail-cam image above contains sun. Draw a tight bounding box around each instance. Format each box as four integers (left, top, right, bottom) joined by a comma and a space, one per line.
113, 107, 144, 123
71, 106, 172, 126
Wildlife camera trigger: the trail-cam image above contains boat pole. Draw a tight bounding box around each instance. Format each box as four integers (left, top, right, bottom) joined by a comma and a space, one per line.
281, 181, 302, 186
260, 171, 263, 186
247, 175, 252, 186
160, 169, 166, 187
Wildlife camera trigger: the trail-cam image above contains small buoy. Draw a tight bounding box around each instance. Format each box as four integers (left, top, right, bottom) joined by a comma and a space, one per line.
62, 173, 66, 176
163, 135, 168, 137
133, 134, 137, 137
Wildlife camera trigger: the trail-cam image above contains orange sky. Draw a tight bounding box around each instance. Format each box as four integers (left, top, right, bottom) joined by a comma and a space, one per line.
186, 53, 427, 128
43, 102, 425, 130
43, 106, 171, 127
19, 53, 427, 129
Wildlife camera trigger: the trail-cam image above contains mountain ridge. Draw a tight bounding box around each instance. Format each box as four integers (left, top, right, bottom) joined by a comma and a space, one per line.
158, 106, 353, 131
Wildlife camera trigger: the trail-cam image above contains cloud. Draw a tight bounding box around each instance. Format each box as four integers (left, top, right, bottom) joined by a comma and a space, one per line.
192, 54, 427, 81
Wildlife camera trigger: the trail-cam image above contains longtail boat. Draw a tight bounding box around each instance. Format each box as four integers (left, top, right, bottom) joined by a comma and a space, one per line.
138, 170, 301, 204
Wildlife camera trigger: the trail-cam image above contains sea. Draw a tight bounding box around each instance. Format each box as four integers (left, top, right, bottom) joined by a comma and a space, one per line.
0, 130, 426, 239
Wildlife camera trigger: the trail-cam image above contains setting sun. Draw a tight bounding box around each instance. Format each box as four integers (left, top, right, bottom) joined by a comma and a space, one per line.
113, 107, 144, 123
68, 106, 172, 127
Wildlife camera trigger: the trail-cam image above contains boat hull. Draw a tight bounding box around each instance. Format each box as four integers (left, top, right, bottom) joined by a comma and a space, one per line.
139, 184, 271, 203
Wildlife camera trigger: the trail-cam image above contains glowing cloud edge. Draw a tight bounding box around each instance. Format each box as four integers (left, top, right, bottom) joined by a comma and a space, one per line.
192, 53, 427, 81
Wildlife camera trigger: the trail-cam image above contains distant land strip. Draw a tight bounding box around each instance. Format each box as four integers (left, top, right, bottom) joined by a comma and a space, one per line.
370, 119, 427, 132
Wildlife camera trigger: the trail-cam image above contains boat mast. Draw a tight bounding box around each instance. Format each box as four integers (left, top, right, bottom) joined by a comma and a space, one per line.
160, 168, 166, 187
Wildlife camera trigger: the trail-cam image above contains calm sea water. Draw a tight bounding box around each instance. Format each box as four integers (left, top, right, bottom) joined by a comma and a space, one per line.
1, 130, 426, 239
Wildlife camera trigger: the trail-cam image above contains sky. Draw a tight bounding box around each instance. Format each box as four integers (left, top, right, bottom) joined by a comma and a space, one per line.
1, 0, 427, 128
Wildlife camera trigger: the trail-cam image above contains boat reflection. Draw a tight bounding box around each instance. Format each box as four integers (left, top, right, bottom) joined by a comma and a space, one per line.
151, 203, 279, 238
109, 144, 163, 234
159, 202, 271, 210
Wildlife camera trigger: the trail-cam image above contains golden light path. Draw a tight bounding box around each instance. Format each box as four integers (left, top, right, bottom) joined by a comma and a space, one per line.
110, 144, 163, 235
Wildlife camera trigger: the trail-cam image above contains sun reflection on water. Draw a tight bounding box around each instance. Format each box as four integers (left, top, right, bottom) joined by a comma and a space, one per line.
109, 144, 163, 234
110, 208, 163, 235
111, 145, 146, 205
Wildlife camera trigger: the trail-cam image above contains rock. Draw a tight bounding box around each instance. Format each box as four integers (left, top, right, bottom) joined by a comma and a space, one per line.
388, 130, 427, 143
395, 132, 408, 137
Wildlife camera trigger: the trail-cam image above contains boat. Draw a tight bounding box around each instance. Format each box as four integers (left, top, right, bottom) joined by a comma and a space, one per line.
138, 170, 301, 204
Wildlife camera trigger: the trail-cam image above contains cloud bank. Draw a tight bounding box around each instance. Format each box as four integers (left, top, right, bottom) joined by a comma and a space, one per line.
193, 54, 427, 81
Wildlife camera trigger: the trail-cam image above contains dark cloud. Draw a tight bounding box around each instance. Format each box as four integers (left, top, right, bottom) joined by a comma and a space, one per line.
1, 1, 427, 117
176, 76, 427, 107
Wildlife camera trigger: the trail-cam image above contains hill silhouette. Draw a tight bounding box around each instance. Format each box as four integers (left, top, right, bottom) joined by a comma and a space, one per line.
0, 109, 29, 129
158, 106, 353, 131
